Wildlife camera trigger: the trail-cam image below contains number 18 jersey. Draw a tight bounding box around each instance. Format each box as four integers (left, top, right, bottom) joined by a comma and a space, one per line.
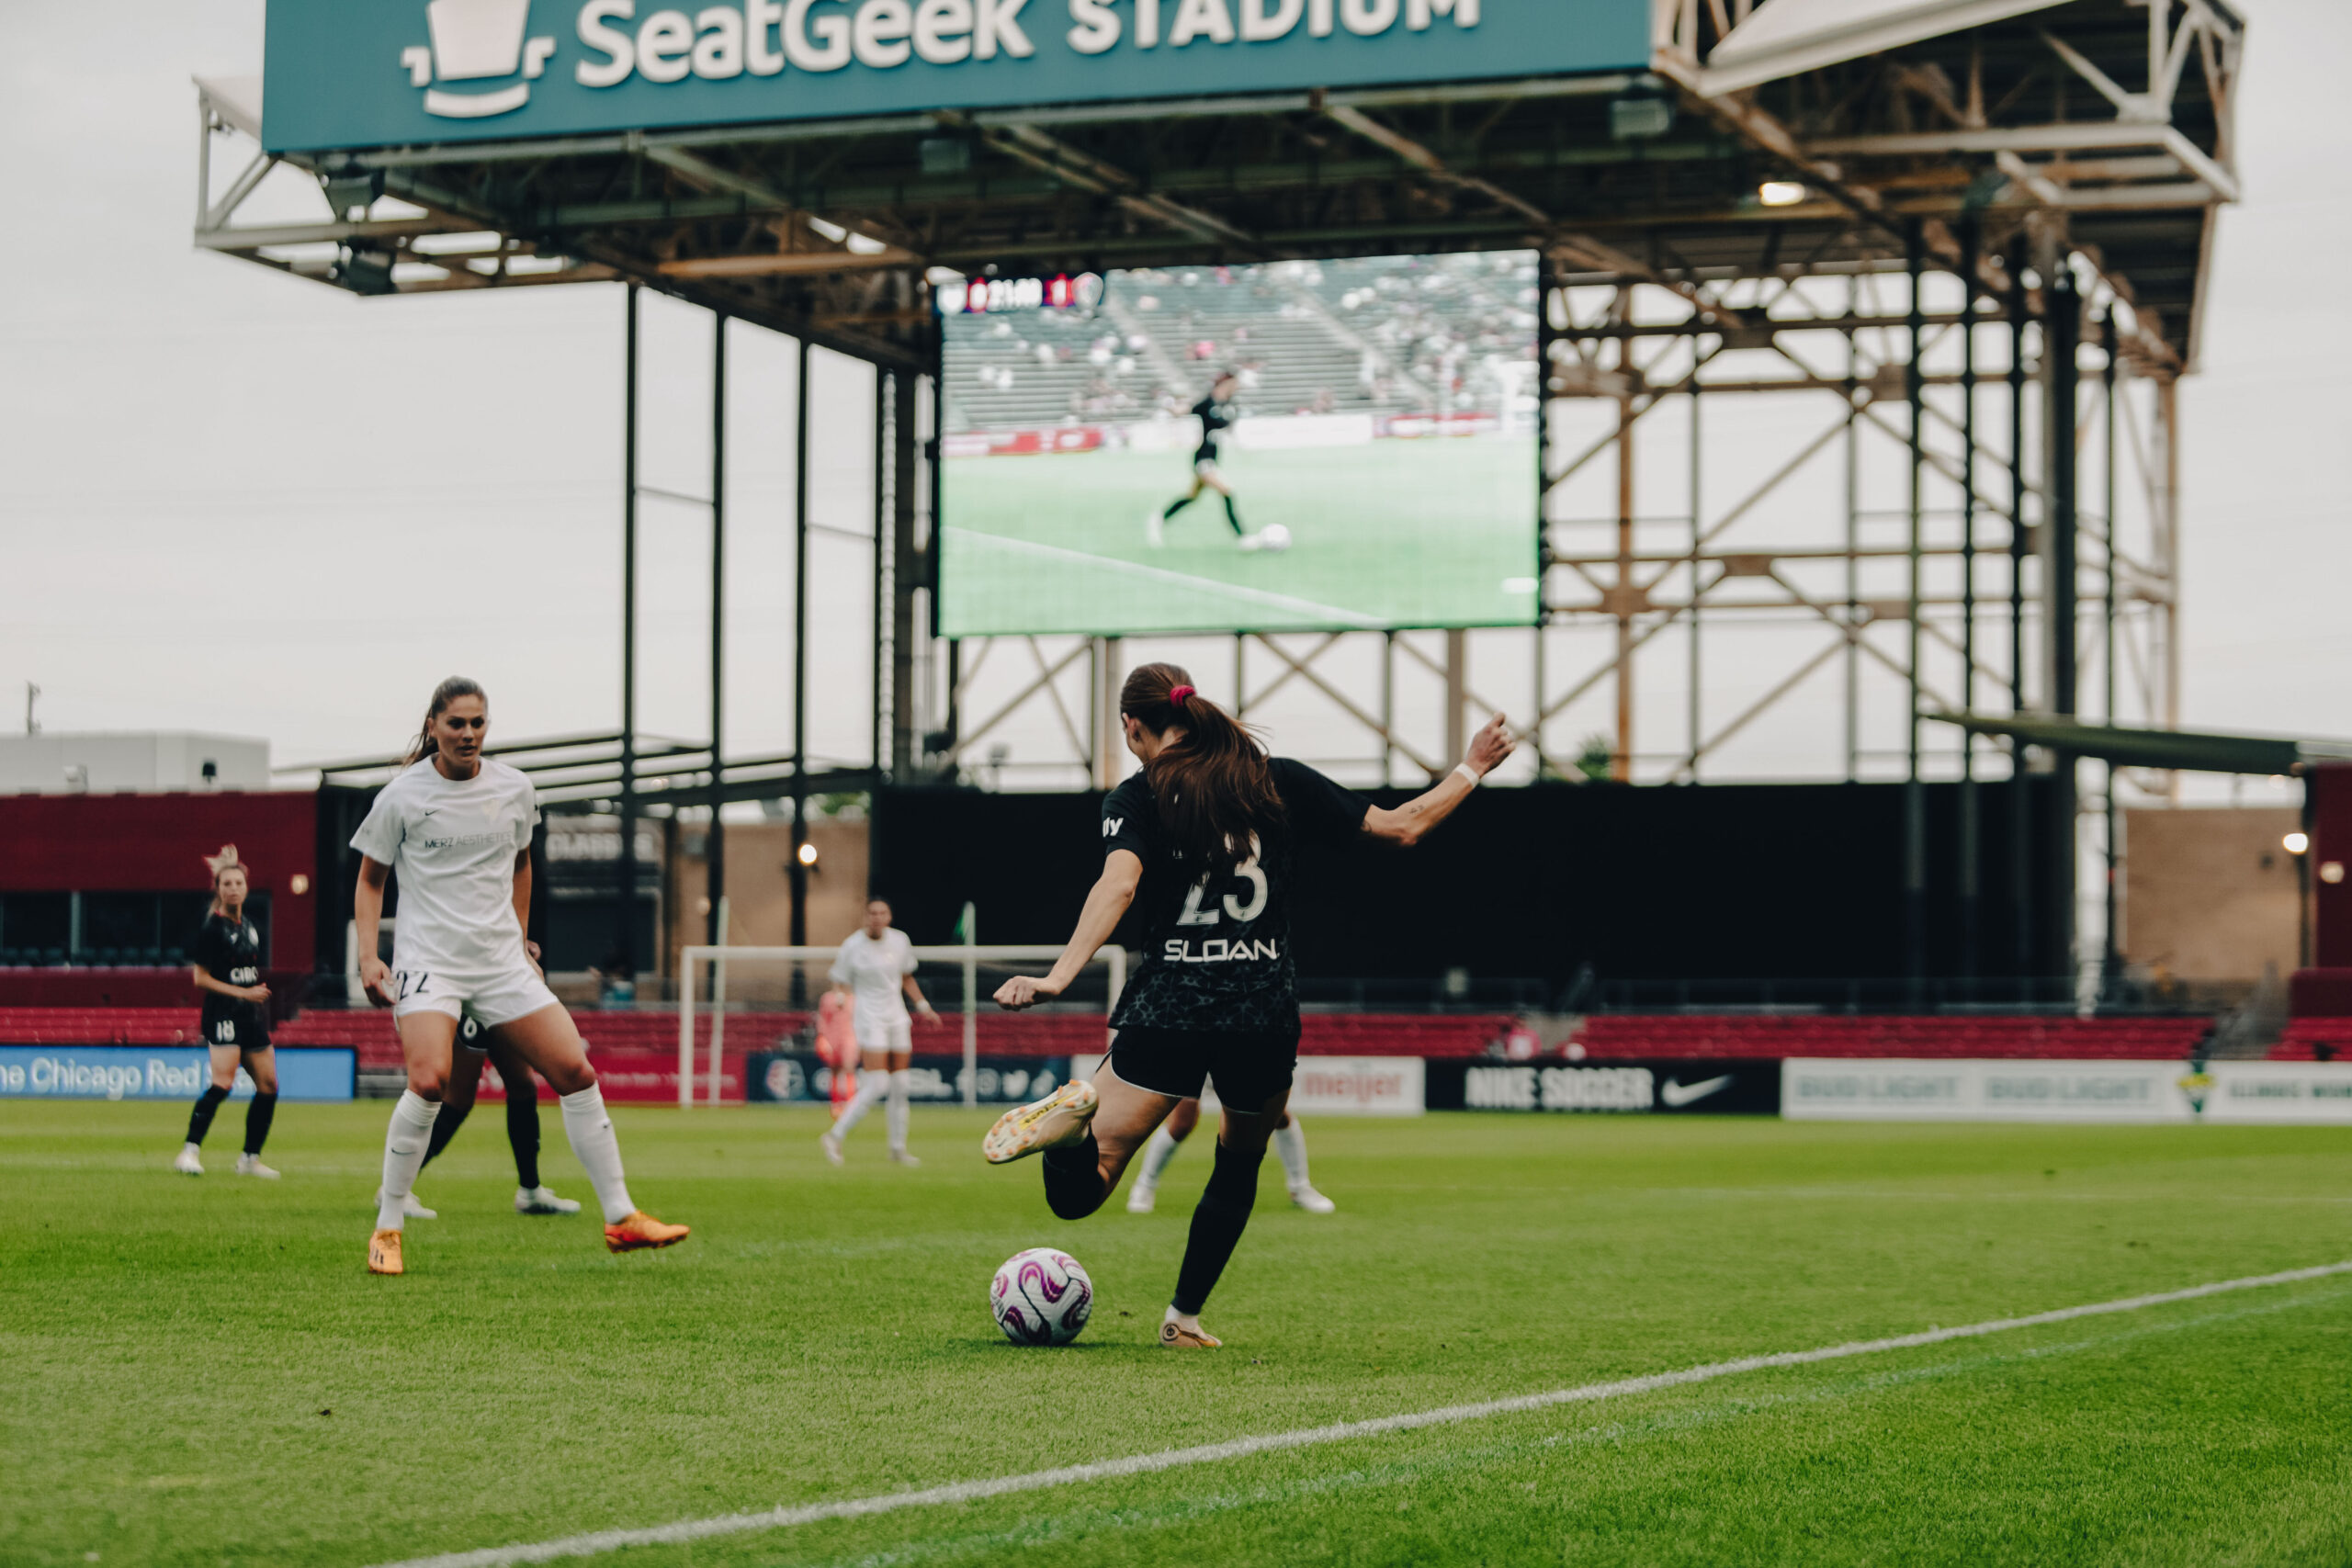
1102, 757, 1368, 1034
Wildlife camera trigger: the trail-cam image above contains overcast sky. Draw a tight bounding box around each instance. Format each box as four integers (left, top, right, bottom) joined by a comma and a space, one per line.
3, 0, 2344, 795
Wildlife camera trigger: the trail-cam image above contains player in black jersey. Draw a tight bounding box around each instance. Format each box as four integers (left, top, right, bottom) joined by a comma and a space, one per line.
175, 848, 280, 1179
1148, 373, 1268, 551
985, 662, 1513, 1348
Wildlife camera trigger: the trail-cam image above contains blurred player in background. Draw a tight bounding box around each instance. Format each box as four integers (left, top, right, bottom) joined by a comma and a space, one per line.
174, 847, 279, 1179
815, 989, 861, 1121
987, 663, 1512, 1348
820, 898, 940, 1167
1125, 1090, 1333, 1214
354, 676, 686, 1275
1148, 372, 1269, 552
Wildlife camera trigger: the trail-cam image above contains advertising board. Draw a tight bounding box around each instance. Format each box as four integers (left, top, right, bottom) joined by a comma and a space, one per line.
939, 251, 1540, 637
263, 0, 1651, 153
1425, 1058, 1781, 1115
0, 1046, 356, 1102
747, 1051, 1070, 1103
1781, 1057, 2352, 1126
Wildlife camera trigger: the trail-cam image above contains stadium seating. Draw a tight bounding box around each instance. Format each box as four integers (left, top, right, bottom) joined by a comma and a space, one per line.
1569, 1014, 2211, 1061
2269, 1019, 2352, 1061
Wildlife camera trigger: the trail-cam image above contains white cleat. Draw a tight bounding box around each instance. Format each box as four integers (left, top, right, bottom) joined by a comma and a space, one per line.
888, 1148, 922, 1167
234, 1155, 281, 1179
515, 1185, 581, 1215
820, 1132, 845, 1168
1236, 532, 1268, 552
982, 1079, 1100, 1165
173, 1145, 204, 1177
375, 1187, 437, 1221
1126, 1182, 1158, 1214
1146, 508, 1166, 548
1290, 1185, 1337, 1214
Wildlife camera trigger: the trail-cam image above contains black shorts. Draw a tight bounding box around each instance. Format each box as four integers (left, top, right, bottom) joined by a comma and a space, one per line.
1110, 1025, 1299, 1111
199, 1011, 270, 1051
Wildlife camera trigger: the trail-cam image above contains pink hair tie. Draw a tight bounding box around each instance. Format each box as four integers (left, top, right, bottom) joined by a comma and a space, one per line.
1169, 684, 1195, 705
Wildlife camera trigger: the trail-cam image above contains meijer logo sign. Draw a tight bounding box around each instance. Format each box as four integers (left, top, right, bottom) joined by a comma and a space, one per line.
264, 0, 1650, 151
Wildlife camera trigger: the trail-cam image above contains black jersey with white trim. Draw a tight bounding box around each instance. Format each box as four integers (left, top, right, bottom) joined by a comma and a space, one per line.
1103, 757, 1368, 1033
1191, 396, 1237, 466
192, 913, 266, 1029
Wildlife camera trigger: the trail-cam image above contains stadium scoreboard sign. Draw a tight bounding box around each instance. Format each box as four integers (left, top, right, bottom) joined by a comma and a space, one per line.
262, 0, 1650, 152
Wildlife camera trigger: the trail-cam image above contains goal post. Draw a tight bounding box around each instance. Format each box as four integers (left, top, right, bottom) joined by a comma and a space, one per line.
674, 942, 1126, 1108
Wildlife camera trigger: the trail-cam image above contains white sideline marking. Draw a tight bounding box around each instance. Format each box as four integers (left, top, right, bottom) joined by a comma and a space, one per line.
367, 1260, 2352, 1568
944, 526, 1389, 628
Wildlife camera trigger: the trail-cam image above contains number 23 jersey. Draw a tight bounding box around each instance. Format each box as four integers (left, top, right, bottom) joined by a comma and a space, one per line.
1102, 757, 1368, 1033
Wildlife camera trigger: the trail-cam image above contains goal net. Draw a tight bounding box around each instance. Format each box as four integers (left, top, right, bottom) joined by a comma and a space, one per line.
673, 943, 1127, 1108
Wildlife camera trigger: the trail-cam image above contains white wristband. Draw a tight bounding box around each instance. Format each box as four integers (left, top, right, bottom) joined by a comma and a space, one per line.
1453, 762, 1482, 788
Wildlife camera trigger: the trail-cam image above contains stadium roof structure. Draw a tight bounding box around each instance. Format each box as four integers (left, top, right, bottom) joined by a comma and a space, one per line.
198, 0, 2241, 373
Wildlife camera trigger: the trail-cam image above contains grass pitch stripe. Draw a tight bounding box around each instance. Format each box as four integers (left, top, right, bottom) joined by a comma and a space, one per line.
366, 1259, 2352, 1568
943, 526, 1390, 628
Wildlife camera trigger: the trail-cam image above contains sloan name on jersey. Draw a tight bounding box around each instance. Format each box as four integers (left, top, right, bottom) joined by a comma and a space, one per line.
1162, 937, 1282, 964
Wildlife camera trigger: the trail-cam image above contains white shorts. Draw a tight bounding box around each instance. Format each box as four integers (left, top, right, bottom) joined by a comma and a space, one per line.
1193, 457, 1223, 481
854, 1013, 912, 1055
390, 960, 560, 1032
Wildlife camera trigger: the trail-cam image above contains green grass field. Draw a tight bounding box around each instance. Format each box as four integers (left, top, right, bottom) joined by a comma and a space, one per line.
5, 1101, 2349, 1568
938, 438, 1538, 637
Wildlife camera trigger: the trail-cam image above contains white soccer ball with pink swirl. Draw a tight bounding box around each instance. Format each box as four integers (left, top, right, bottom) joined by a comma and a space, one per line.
990, 1247, 1094, 1346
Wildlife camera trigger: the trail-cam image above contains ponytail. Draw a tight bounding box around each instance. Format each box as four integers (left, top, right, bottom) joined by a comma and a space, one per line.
1118, 662, 1283, 876
404, 676, 486, 767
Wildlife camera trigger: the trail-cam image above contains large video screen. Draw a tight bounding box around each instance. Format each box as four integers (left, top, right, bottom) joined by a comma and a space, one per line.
936, 252, 1542, 638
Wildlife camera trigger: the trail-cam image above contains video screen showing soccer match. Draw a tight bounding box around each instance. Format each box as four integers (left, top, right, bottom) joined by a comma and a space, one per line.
936, 252, 1543, 638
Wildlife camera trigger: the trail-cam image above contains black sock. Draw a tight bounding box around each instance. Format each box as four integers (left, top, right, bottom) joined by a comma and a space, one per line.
1172, 1136, 1267, 1314
1162, 494, 1194, 520
420, 1100, 473, 1171
186, 1084, 230, 1145
1223, 495, 1245, 535
242, 1092, 277, 1157
505, 1078, 542, 1190
1042, 1133, 1107, 1220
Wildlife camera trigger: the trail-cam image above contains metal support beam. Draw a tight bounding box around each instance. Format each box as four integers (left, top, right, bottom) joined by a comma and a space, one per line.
1904, 222, 1928, 986
789, 334, 812, 990
1958, 219, 1982, 980
617, 284, 640, 976
2045, 269, 2083, 982
707, 311, 729, 949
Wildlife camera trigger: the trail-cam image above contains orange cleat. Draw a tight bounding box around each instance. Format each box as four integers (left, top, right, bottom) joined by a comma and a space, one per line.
605, 1211, 691, 1253
367, 1228, 404, 1276
1159, 1319, 1221, 1349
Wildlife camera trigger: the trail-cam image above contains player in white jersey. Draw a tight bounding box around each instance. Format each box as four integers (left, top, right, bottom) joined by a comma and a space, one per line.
819, 898, 939, 1166
350, 677, 688, 1275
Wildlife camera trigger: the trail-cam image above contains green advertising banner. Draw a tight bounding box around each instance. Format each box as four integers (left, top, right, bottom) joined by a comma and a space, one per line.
262, 0, 1651, 152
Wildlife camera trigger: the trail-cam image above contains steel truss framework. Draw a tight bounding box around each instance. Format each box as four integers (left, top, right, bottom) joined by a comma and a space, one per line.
204, 0, 2240, 979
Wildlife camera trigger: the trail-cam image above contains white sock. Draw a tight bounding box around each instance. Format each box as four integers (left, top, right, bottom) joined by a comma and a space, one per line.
558, 1084, 637, 1224
1273, 1119, 1312, 1191
375, 1090, 440, 1232
834, 1070, 888, 1138
182, 1142, 200, 1157
1135, 1123, 1185, 1190
886, 1069, 911, 1152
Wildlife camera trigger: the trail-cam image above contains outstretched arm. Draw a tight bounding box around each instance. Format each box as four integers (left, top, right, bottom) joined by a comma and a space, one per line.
1362, 713, 1516, 848
994, 850, 1143, 1010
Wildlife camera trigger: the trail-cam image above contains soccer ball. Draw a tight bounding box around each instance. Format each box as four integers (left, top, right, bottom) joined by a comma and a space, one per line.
990, 1247, 1094, 1346
1259, 524, 1293, 553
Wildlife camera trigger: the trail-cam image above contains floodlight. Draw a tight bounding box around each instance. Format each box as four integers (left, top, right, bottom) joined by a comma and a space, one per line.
331, 244, 398, 296
797, 841, 820, 867
289, 874, 311, 896
2284, 832, 2310, 855
323, 170, 385, 219
1758, 181, 1808, 208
